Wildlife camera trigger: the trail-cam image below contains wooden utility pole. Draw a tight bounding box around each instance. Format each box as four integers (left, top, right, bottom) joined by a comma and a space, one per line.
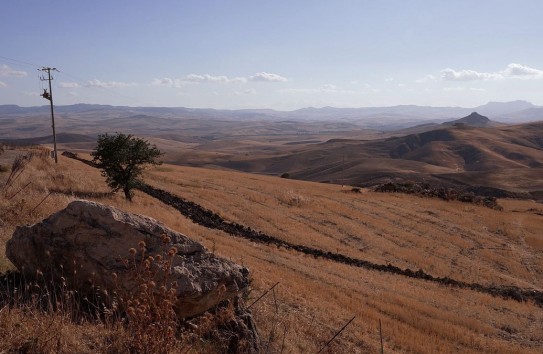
39, 67, 58, 163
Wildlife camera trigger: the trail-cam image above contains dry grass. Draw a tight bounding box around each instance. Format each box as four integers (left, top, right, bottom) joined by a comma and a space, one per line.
0, 151, 248, 353
0, 150, 542, 353
146, 165, 543, 289
142, 163, 543, 353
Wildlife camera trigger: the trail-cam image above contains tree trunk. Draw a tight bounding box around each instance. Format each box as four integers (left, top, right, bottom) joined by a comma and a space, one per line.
123, 186, 133, 201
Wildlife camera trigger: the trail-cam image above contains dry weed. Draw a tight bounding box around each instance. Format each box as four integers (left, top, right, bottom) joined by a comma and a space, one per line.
277, 190, 310, 207
0, 152, 258, 353
112, 238, 180, 354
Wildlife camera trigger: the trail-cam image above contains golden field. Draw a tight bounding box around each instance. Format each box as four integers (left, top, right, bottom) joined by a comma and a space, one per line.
0, 149, 542, 353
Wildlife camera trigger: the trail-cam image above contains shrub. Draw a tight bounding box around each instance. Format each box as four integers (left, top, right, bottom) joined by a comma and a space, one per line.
91, 133, 163, 201
277, 190, 309, 207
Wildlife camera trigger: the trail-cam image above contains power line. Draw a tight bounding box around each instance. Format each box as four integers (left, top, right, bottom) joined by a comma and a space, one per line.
1, 54, 155, 106
55, 70, 89, 86
56, 70, 155, 107
0, 55, 42, 69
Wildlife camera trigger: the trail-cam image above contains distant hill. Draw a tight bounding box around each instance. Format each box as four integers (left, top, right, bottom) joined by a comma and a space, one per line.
1, 100, 542, 132
1, 101, 542, 196
474, 100, 535, 116
442, 112, 501, 127
495, 107, 543, 123
0, 133, 96, 146
210, 121, 543, 194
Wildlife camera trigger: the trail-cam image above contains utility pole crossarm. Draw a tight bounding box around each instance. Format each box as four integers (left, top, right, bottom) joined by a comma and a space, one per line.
39, 67, 58, 163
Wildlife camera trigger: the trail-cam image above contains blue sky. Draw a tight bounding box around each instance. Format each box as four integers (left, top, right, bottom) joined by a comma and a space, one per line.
1, 0, 542, 110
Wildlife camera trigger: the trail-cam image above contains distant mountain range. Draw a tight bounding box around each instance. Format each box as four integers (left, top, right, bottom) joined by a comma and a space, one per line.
0, 100, 541, 131
2, 104, 542, 196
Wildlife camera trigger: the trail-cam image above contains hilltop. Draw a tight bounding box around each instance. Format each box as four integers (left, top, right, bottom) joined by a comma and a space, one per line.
442, 112, 499, 127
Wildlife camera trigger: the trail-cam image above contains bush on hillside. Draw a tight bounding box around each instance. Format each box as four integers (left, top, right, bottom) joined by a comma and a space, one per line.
92, 133, 163, 201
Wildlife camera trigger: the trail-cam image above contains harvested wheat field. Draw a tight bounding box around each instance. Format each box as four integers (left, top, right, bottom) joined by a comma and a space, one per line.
1, 150, 542, 353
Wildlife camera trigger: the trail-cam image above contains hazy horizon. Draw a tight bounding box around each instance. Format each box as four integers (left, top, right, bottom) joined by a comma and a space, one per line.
0, 99, 538, 112
2, 1, 543, 110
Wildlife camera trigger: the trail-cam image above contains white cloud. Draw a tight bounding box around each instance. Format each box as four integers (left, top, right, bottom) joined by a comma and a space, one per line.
249, 72, 288, 82
23, 91, 40, 96
0, 81, 6, 87
441, 68, 500, 81
162, 74, 248, 85
151, 72, 287, 87
280, 88, 319, 94
443, 87, 464, 91
385, 77, 394, 82
231, 76, 249, 83
86, 79, 137, 88
183, 74, 230, 83
443, 86, 486, 92
235, 89, 256, 95
152, 78, 176, 86
501, 63, 543, 78
0, 64, 27, 77
414, 74, 436, 83
59, 82, 80, 88
440, 63, 543, 81
280, 84, 355, 94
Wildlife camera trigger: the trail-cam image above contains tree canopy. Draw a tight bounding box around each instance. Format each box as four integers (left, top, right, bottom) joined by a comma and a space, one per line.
92, 133, 163, 201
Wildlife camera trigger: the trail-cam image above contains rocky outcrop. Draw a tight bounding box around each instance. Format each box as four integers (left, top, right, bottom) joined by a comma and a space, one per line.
6, 200, 250, 318
374, 182, 503, 210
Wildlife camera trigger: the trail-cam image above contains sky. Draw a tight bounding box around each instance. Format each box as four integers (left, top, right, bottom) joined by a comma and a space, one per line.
1, 0, 542, 110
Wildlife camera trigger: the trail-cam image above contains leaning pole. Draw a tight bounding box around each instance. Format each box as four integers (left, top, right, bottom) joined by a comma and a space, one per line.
39, 67, 58, 163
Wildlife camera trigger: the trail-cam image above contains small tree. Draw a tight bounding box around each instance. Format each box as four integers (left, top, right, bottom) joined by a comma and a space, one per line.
92, 133, 163, 201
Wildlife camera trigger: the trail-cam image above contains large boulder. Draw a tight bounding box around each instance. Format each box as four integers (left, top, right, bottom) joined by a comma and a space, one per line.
6, 200, 250, 318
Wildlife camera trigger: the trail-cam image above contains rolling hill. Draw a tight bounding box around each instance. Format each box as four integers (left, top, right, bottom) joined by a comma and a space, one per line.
1, 150, 542, 353
204, 120, 543, 195
1, 103, 542, 199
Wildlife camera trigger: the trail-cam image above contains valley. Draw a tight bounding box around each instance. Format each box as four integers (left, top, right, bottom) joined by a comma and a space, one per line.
2, 103, 542, 198
1, 103, 543, 352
